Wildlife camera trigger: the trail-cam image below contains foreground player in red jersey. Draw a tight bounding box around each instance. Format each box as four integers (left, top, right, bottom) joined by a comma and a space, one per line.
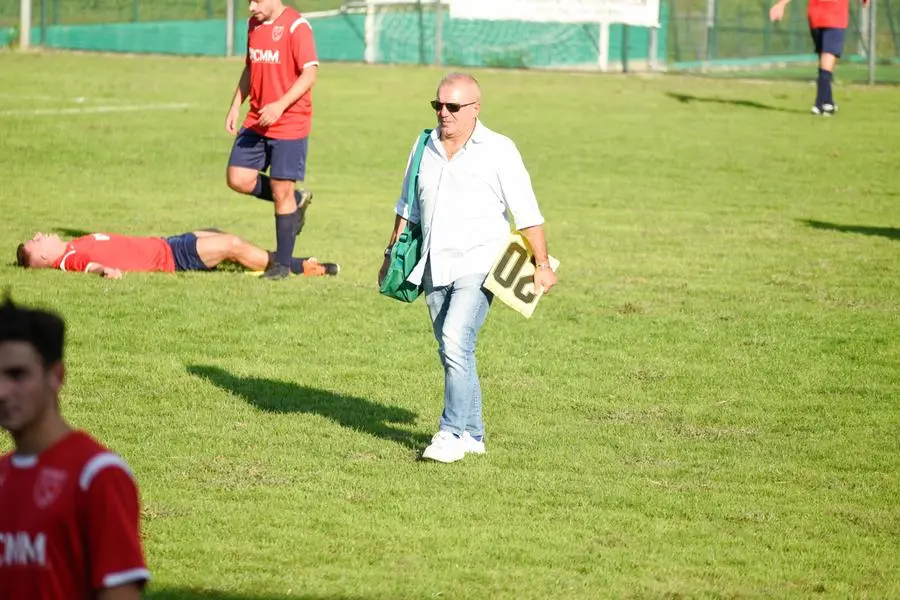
16, 229, 339, 279
225, 0, 320, 280
770, 0, 869, 115
0, 295, 150, 599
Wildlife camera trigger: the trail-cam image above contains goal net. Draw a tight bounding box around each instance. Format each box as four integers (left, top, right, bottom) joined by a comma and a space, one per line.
449, 0, 660, 27
346, 0, 662, 71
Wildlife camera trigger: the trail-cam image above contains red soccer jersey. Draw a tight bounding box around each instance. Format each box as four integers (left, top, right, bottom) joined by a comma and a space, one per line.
54, 233, 176, 273
243, 7, 319, 140
808, 0, 850, 29
0, 431, 149, 599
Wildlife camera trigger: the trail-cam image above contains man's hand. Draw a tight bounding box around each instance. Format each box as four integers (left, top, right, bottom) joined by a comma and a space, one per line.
533, 265, 557, 295
102, 267, 123, 280
225, 105, 240, 135
257, 101, 286, 128
769, 0, 788, 21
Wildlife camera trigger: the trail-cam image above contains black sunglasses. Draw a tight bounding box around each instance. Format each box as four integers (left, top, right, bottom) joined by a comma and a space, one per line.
430, 100, 477, 113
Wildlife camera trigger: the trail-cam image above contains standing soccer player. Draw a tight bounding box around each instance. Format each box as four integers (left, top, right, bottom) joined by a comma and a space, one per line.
770, 0, 869, 115
0, 296, 150, 599
225, 0, 319, 280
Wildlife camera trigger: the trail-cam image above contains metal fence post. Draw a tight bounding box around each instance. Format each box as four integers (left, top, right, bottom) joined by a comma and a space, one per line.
226, 0, 235, 56
434, 0, 443, 66
868, 0, 878, 84
19, 0, 31, 50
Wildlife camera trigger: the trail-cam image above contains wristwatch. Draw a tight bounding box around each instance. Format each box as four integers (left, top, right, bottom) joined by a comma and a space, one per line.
535, 261, 551, 270
384, 246, 393, 257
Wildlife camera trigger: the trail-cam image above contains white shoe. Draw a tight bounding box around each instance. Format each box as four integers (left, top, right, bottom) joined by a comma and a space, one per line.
421, 431, 466, 463
460, 431, 486, 455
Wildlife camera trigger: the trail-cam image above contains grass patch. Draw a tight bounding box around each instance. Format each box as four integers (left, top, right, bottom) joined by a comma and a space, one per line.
0, 52, 898, 599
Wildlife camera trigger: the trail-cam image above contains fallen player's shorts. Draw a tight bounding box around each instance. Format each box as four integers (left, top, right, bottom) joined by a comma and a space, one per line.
228, 128, 309, 181
166, 233, 209, 272
810, 27, 846, 58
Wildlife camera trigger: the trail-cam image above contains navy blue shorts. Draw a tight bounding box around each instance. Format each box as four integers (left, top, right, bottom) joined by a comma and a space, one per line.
165, 233, 210, 272
228, 127, 308, 181
810, 27, 846, 58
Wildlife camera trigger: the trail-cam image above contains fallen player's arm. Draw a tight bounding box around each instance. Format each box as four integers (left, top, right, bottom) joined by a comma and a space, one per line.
85, 262, 123, 280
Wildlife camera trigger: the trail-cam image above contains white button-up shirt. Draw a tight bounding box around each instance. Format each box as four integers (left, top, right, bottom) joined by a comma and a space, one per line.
394, 120, 545, 287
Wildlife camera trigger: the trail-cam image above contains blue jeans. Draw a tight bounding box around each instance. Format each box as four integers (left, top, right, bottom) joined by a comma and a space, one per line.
423, 269, 493, 438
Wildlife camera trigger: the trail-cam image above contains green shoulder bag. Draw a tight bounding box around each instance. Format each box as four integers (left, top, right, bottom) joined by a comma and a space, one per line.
379, 129, 432, 303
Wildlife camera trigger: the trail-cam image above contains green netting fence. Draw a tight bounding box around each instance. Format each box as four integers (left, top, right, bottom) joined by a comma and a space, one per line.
667, 0, 900, 81
1, 0, 897, 79
0, 0, 664, 68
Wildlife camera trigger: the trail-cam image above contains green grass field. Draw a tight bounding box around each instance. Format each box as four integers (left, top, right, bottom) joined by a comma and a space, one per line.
0, 51, 898, 599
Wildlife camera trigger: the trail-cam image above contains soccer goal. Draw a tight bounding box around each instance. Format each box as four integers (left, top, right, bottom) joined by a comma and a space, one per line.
343, 0, 662, 72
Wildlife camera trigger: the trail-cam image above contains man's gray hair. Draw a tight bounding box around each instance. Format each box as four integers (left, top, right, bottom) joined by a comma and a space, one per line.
437, 72, 481, 100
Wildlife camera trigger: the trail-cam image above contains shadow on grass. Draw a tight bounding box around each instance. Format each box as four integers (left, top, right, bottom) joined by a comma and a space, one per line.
666, 91, 804, 113
187, 365, 430, 450
801, 219, 900, 242
52, 227, 93, 238
147, 588, 369, 600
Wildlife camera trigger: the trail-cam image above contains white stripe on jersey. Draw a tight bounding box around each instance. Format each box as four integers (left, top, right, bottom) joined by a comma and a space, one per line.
103, 567, 151, 588
10, 455, 38, 468
58, 250, 76, 271
79, 452, 134, 492
290, 17, 311, 34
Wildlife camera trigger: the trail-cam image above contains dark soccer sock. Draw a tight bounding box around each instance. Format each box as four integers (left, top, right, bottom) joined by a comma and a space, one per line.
250, 177, 305, 206
274, 211, 299, 267
251, 174, 274, 201
822, 68, 834, 106
816, 68, 833, 108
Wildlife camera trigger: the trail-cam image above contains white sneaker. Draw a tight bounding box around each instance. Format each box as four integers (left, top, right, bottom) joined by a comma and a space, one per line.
460, 431, 486, 455
421, 431, 466, 463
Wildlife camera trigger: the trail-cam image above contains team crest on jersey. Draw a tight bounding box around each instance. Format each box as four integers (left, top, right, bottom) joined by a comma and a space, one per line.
34, 467, 68, 509
272, 25, 285, 42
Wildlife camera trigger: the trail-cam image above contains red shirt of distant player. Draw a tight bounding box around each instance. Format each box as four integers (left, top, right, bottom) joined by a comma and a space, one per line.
808, 0, 850, 29
0, 431, 149, 599
54, 233, 176, 273
243, 7, 319, 140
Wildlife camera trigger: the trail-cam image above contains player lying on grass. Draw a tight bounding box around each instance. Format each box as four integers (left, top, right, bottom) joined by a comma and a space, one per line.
15, 229, 339, 280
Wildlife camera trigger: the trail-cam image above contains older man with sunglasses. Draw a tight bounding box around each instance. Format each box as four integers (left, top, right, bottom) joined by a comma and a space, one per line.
378, 72, 557, 463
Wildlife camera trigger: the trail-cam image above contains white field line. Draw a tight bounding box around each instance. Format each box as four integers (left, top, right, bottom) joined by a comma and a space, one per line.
0, 93, 114, 103
0, 103, 193, 117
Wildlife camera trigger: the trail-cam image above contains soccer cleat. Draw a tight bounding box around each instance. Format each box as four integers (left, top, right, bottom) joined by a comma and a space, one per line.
421, 431, 466, 463
295, 189, 313, 236
260, 263, 291, 280
301, 259, 340, 277
811, 104, 837, 116
460, 431, 486, 455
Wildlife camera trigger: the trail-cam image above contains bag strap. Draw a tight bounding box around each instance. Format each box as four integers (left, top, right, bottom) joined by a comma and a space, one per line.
404, 128, 433, 218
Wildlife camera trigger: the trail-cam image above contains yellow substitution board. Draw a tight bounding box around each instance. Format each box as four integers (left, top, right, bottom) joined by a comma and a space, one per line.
483, 233, 559, 318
